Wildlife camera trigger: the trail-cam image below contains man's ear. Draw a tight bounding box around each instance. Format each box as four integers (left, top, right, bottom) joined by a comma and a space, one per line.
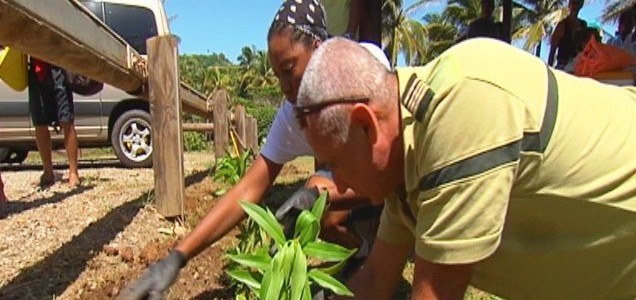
350, 104, 378, 145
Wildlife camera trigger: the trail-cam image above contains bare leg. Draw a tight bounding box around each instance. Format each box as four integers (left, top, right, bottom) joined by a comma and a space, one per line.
0, 169, 7, 202
60, 121, 80, 187
34, 125, 55, 186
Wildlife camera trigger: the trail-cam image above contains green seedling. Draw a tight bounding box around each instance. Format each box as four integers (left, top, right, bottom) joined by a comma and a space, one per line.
226, 192, 356, 299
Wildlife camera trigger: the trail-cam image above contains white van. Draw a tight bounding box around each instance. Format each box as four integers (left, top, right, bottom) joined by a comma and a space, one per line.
0, 0, 169, 167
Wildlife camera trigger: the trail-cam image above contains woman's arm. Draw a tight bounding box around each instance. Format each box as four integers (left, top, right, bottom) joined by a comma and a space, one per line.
175, 154, 283, 259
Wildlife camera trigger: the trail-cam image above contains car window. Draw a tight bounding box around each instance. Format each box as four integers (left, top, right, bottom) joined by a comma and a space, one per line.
103, 3, 158, 55
79, 1, 105, 21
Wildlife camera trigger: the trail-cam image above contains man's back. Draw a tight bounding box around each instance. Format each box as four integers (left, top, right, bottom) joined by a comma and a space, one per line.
393, 38, 636, 299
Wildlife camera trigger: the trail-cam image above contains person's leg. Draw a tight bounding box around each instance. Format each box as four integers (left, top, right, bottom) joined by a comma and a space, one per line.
51, 66, 79, 187
60, 121, 80, 186
0, 169, 7, 202
34, 125, 55, 185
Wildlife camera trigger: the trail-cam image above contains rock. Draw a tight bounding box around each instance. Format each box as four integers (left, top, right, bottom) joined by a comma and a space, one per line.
103, 245, 118, 256
119, 246, 134, 263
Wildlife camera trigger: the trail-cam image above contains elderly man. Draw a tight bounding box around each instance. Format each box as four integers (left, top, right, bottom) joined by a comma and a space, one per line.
295, 37, 636, 300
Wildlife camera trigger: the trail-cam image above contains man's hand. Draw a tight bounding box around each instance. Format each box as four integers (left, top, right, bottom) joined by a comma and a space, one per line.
117, 250, 187, 300
275, 187, 320, 237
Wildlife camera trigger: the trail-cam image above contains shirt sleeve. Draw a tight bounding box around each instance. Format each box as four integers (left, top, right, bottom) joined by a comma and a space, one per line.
260, 101, 314, 164
411, 78, 526, 264
376, 194, 416, 247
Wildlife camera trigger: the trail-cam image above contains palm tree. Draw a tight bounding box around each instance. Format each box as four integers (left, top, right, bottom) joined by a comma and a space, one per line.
512, 0, 568, 57
203, 66, 236, 98
237, 45, 259, 67
443, 0, 483, 38
382, 0, 428, 66
419, 13, 459, 64
602, 0, 635, 22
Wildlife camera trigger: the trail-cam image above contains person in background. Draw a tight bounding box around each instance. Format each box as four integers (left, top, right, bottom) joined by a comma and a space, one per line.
621, 5, 636, 57
607, 10, 634, 47
0, 170, 6, 203
323, 0, 363, 39
116, 1, 390, 299
548, 0, 587, 69
28, 58, 80, 187
0, 45, 6, 203
296, 37, 636, 300
466, 0, 502, 40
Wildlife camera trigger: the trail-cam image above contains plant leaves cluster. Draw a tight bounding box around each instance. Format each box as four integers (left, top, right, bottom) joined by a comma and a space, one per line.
227, 192, 356, 299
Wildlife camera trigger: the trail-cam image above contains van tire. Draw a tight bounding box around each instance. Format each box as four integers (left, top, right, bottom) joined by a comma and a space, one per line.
0, 148, 28, 164
111, 109, 153, 168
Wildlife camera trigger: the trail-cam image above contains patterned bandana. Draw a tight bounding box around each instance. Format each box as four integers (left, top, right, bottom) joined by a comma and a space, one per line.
273, 0, 329, 41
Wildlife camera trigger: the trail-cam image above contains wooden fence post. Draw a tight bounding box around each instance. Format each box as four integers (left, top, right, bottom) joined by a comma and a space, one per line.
213, 90, 229, 159
235, 105, 246, 153
247, 116, 259, 154
146, 35, 184, 218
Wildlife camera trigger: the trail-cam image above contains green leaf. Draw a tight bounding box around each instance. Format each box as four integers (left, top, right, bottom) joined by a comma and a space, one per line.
260, 242, 287, 300
301, 278, 312, 300
226, 269, 261, 291
310, 191, 328, 221
304, 241, 356, 262
318, 256, 350, 276
226, 253, 272, 272
308, 269, 353, 297
290, 241, 307, 300
239, 201, 285, 247
294, 210, 320, 246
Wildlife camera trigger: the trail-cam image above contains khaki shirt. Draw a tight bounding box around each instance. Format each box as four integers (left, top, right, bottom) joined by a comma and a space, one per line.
377, 38, 636, 299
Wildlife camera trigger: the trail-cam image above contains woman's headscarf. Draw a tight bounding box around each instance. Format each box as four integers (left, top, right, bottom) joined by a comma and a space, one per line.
272, 0, 329, 42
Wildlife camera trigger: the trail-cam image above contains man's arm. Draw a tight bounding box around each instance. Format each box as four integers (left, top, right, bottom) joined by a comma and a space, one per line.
335, 239, 411, 299
175, 154, 282, 258
411, 255, 474, 300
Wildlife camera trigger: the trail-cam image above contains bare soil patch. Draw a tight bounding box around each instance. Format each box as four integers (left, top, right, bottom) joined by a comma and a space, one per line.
0, 152, 312, 299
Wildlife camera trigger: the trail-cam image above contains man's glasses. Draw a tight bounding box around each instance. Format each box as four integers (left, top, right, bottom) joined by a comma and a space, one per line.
294, 97, 369, 129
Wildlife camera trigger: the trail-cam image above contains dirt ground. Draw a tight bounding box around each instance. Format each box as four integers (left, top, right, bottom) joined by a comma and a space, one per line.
0, 151, 313, 300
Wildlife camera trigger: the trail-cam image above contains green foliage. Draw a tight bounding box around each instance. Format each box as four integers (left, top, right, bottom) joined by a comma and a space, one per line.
183, 132, 209, 152
233, 97, 278, 144
226, 193, 356, 299
213, 150, 252, 186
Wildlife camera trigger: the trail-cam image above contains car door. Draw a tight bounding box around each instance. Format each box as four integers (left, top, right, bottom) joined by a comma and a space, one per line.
0, 70, 31, 144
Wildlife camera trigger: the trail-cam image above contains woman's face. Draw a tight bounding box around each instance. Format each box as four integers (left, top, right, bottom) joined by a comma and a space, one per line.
268, 28, 319, 104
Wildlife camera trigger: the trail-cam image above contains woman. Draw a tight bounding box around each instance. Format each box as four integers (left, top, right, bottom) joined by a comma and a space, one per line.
117, 1, 390, 299
548, 0, 587, 69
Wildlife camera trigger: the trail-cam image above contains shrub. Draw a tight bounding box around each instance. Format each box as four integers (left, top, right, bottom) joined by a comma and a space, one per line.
183, 132, 209, 152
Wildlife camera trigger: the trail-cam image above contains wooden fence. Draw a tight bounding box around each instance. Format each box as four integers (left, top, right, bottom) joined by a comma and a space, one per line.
0, 0, 258, 218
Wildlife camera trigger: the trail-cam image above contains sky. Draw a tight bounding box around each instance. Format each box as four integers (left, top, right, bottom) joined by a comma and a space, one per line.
164, 0, 615, 63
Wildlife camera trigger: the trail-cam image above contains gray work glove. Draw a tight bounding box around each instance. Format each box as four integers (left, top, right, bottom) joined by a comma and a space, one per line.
117, 250, 187, 300
275, 187, 320, 238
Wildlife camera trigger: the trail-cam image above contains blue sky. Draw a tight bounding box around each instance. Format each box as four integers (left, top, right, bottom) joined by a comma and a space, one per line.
165, 0, 614, 63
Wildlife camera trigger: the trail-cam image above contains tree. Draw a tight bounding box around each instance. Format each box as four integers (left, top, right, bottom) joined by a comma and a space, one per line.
382, 0, 428, 66
419, 13, 459, 64
602, 0, 635, 22
512, 0, 568, 57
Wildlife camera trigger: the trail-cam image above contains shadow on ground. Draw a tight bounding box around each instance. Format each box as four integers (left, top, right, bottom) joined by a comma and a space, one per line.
0, 184, 96, 220
0, 169, 212, 300
1, 159, 126, 171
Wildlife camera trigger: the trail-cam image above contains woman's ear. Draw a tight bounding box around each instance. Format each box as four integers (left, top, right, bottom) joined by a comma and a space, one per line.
350, 104, 378, 145
312, 39, 322, 50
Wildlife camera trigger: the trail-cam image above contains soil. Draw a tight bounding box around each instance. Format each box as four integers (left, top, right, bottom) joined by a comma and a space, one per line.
0, 152, 313, 300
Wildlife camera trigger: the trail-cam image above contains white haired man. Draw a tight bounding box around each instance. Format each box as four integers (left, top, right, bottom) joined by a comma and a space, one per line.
295, 37, 636, 299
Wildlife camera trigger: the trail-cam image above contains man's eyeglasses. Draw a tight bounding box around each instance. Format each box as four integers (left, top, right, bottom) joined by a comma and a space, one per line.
293, 97, 369, 129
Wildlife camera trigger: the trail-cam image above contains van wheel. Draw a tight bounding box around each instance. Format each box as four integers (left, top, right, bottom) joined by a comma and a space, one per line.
0, 148, 9, 163
111, 109, 153, 168
0, 148, 28, 164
